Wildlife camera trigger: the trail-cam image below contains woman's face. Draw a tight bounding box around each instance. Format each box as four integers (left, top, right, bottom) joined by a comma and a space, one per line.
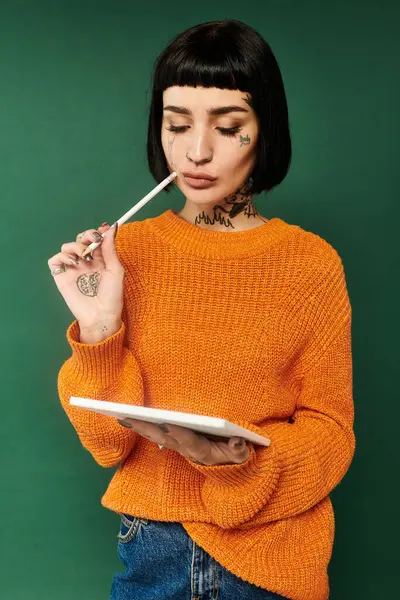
161, 86, 259, 205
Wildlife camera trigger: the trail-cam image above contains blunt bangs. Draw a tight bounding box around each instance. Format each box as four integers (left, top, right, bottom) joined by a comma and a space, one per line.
147, 20, 292, 196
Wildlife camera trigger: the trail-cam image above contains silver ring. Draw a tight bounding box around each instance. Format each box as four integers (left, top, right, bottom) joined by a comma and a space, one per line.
158, 444, 165, 450
51, 265, 66, 276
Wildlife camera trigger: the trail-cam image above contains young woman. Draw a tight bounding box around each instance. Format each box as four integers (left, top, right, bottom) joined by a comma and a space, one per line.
48, 19, 355, 600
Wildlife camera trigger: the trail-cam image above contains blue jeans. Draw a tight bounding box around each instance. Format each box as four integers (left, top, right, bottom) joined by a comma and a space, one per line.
110, 515, 290, 600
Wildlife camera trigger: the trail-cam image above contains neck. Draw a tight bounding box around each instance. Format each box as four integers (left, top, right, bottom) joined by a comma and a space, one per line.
178, 183, 268, 232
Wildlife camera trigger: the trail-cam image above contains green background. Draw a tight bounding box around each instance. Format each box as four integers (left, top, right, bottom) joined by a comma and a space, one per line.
1, 0, 397, 598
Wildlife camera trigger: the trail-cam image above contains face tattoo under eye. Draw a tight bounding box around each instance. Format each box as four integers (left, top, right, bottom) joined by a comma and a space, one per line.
167, 133, 177, 170
239, 95, 253, 147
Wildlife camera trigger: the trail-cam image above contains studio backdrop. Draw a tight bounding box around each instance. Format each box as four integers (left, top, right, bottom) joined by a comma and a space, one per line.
0, 1, 397, 599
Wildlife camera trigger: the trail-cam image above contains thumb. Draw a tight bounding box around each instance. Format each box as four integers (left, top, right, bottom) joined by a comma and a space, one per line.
101, 222, 122, 271
228, 437, 249, 461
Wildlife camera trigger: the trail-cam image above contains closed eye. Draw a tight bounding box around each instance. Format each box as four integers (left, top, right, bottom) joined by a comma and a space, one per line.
165, 125, 242, 137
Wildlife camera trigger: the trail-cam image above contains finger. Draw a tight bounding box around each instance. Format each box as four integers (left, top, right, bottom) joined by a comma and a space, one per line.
75, 228, 103, 245
61, 241, 104, 264
61, 241, 91, 257
160, 423, 203, 448
119, 419, 163, 440
158, 424, 212, 462
79, 222, 115, 259
97, 222, 110, 234
47, 252, 81, 275
118, 419, 134, 429
75, 229, 108, 262
62, 252, 80, 266
75, 224, 111, 256
193, 438, 249, 466
227, 437, 250, 462
118, 419, 176, 448
48, 262, 67, 276
202, 433, 231, 443
99, 222, 123, 272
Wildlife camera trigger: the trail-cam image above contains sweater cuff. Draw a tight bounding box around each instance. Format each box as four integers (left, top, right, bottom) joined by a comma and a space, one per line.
66, 319, 127, 387
186, 440, 281, 528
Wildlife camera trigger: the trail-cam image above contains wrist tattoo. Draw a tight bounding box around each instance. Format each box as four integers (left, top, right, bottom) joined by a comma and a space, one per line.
77, 272, 100, 297
79, 319, 110, 333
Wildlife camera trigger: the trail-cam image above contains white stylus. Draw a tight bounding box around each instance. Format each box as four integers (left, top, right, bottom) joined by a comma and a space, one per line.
81, 171, 177, 258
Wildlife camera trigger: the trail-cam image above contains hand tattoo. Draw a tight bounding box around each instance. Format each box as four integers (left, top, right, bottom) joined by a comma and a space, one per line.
77, 272, 100, 296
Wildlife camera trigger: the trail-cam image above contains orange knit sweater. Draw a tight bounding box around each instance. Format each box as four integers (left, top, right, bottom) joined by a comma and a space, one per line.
57, 209, 355, 600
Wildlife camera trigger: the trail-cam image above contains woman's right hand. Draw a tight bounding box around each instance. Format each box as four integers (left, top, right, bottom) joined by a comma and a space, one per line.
48, 222, 125, 342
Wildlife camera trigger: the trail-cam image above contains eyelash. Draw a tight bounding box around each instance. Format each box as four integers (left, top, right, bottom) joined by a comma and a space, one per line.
166, 125, 242, 137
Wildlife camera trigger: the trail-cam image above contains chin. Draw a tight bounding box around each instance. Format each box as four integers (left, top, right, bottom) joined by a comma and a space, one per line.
186, 192, 226, 206
178, 183, 230, 204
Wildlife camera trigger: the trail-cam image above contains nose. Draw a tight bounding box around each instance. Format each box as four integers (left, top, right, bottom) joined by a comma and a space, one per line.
186, 129, 213, 165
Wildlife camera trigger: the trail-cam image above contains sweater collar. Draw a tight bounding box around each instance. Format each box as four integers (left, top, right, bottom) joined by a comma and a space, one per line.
147, 209, 294, 259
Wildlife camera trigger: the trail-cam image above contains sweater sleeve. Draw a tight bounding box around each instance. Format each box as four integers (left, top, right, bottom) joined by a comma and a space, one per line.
57, 224, 145, 468
57, 318, 145, 468
186, 251, 355, 529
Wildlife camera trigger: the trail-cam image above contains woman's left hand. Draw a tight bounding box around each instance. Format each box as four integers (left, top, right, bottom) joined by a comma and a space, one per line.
118, 418, 250, 466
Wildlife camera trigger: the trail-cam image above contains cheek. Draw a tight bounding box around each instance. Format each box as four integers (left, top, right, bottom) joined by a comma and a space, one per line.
162, 132, 182, 169
221, 134, 257, 170
167, 135, 174, 160
237, 126, 258, 155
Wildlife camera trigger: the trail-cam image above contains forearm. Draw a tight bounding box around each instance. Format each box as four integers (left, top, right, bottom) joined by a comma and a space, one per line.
58, 319, 144, 467
187, 320, 355, 528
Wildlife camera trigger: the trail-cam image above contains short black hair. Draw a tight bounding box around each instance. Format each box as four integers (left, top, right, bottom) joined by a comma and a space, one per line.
147, 19, 292, 195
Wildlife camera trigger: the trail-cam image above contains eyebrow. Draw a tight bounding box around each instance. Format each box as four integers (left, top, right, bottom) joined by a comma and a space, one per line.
163, 105, 249, 116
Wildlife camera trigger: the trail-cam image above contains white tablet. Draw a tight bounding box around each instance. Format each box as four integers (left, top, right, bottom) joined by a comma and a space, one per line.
69, 397, 270, 447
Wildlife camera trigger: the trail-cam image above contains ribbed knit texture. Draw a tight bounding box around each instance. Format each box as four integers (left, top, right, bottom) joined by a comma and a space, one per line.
57, 209, 355, 600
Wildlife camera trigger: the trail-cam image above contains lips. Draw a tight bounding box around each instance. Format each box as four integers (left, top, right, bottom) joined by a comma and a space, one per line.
182, 175, 217, 189
182, 171, 216, 181
181, 171, 217, 189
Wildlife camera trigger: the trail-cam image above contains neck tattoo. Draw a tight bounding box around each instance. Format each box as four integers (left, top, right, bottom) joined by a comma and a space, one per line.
194, 184, 267, 230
